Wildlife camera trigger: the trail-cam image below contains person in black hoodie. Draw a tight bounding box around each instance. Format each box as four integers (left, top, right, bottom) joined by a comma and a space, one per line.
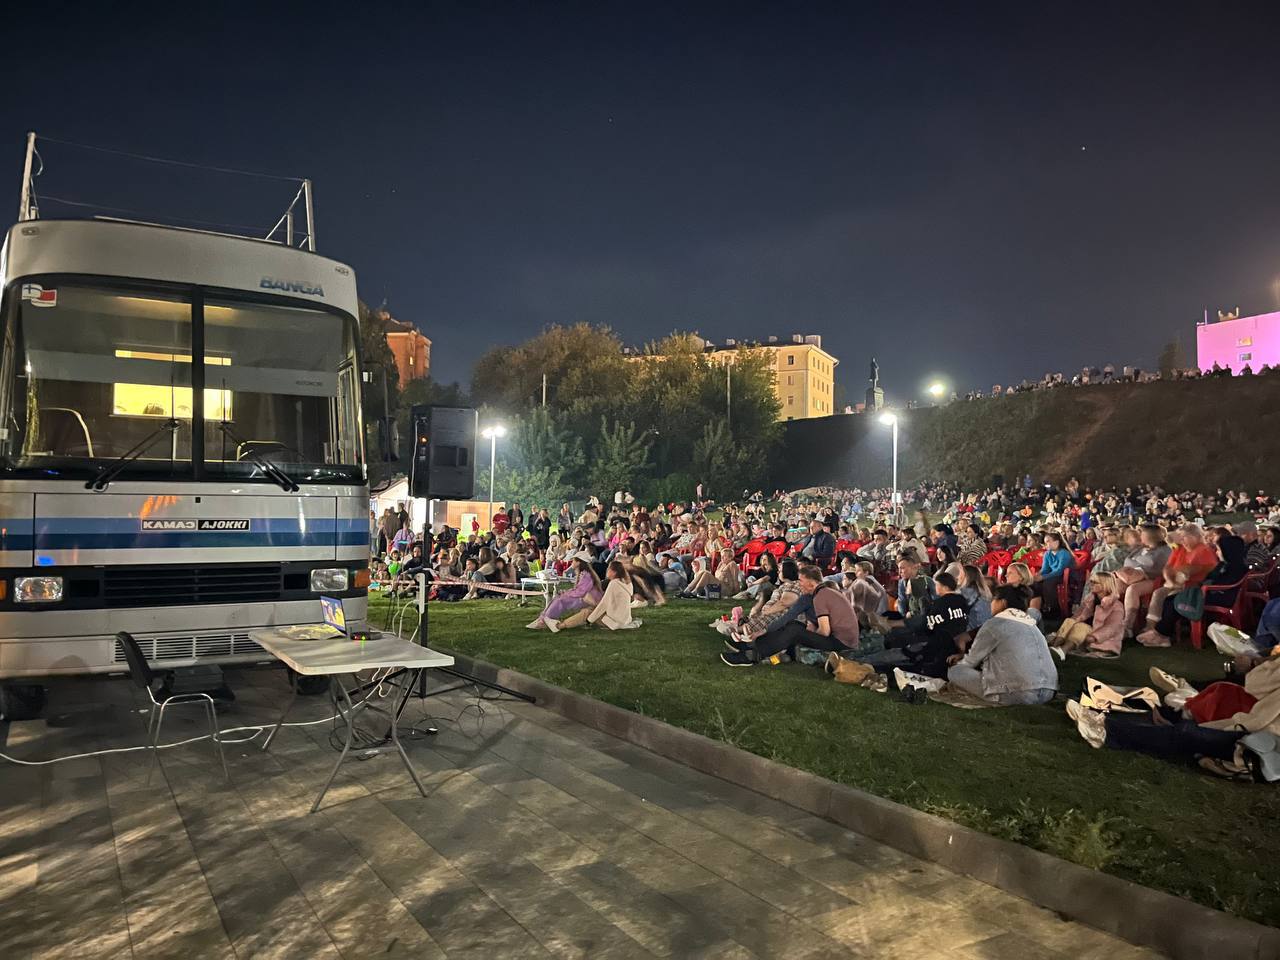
855, 572, 971, 677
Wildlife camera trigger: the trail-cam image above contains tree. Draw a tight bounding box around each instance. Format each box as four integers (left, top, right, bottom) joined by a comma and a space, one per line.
510, 406, 584, 479
588, 418, 652, 495
1158, 338, 1186, 378
357, 301, 401, 486
693, 419, 754, 498
470, 323, 632, 435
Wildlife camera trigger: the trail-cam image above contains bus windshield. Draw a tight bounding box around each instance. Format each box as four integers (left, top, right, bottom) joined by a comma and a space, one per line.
0, 279, 363, 483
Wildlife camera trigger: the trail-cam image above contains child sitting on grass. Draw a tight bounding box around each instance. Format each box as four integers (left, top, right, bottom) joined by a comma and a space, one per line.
1050, 571, 1124, 659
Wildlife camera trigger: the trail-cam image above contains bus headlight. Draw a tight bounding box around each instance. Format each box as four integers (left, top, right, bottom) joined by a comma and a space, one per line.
310, 568, 349, 592
15, 576, 64, 603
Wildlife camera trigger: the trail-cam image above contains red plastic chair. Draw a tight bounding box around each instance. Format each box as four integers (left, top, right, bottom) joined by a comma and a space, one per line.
737, 538, 766, 573
764, 540, 789, 560
982, 550, 1013, 581
1243, 559, 1279, 618
1187, 574, 1254, 650
1021, 549, 1045, 573
835, 538, 858, 557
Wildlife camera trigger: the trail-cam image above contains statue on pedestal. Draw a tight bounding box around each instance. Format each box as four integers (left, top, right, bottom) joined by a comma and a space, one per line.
865, 357, 885, 411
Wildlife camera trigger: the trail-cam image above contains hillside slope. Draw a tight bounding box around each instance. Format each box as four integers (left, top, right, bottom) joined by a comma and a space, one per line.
773, 376, 1280, 492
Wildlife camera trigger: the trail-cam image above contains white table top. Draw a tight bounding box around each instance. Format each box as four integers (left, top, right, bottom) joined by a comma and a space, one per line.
250, 626, 455, 676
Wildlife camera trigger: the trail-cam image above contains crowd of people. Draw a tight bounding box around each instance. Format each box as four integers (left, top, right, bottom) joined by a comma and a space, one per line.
939, 358, 1277, 403
367, 477, 1280, 782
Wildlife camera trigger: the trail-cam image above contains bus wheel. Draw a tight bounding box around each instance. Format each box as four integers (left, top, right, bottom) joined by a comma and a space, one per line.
0, 683, 47, 720
289, 671, 330, 697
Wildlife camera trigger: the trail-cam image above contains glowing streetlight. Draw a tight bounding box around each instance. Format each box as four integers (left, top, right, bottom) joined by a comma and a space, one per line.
480, 424, 507, 529
878, 412, 899, 522
927, 381, 946, 398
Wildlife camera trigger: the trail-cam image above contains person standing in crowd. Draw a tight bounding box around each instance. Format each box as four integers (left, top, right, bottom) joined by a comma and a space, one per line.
529, 507, 552, 552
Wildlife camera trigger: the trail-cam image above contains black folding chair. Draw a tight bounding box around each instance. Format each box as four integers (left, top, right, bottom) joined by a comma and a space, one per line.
116, 632, 229, 784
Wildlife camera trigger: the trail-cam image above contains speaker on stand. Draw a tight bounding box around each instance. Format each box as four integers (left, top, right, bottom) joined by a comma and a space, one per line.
398, 406, 533, 705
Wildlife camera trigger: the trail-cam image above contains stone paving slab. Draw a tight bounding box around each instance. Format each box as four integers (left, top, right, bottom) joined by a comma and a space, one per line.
0, 667, 1164, 959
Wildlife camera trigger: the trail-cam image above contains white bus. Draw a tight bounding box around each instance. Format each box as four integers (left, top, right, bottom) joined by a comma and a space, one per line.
0, 210, 370, 685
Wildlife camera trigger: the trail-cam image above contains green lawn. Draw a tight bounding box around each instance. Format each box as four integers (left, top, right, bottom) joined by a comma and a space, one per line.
372, 595, 1278, 926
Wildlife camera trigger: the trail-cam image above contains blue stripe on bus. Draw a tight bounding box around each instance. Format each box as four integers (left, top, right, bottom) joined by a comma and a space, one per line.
0, 517, 368, 552
33, 532, 366, 549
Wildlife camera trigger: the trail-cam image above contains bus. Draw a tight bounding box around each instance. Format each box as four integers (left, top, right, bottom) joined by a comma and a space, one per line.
0, 172, 370, 692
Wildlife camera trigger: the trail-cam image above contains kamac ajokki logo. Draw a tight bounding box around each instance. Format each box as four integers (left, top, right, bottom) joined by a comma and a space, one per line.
140, 519, 252, 532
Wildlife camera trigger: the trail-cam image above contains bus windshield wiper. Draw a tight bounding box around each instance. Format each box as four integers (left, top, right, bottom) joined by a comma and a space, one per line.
217, 423, 299, 492
84, 418, 180, 490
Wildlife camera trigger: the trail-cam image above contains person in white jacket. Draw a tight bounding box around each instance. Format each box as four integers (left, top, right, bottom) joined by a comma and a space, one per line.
547, 562, 642, 632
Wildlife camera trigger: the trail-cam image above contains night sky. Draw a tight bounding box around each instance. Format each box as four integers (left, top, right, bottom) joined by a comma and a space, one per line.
8, 1, 1280, 405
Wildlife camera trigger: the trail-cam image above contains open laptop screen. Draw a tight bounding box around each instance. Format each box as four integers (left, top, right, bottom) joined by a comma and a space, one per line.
320, 596, 347, 636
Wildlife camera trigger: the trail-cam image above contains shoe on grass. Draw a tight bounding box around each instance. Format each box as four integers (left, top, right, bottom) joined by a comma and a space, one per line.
545, 618, 560, 633
525, 619, 544, 630
1050, 644, 1067, 662
1066, 699, 1107, 749
630, 599, 649, 608
1148, 666, 1187, 693
720, 649, 754, 667
723, 636, 751, 652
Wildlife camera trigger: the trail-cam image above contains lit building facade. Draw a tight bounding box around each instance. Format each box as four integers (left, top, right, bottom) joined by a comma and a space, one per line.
383, 314, 432, 384
629, 334, 840, 421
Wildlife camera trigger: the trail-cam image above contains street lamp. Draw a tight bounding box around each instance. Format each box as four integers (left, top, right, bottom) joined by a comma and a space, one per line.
878, 412, 899, 523
927, 381, 946, 399
480, 424, 507, 530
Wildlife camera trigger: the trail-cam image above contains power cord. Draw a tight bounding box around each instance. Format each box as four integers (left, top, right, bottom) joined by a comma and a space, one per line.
0, 712, 345, 767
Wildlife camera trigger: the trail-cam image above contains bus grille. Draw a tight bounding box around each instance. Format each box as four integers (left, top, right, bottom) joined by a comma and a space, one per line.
112, 633, 268, 663
103, 564, 285, 608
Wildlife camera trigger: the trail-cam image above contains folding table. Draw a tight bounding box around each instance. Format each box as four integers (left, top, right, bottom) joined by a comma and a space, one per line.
251, 626, 455, 813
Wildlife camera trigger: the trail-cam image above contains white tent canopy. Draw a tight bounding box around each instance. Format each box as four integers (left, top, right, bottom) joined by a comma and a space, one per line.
370, 476, 429, 533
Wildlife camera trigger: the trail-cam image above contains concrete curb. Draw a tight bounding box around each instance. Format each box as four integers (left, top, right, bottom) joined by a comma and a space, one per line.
444, 651, 1280, 960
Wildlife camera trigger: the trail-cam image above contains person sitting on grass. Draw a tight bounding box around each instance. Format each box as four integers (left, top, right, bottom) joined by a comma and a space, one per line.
946, 584, 1058, 706
1066, 650, 1280, 768
895, 556, 935, 623
720, 564, 858, 666
526, 556, 602, 629
1050, 570, 1125, 659
736, 550, 780, 601
948, 562, 994, 632
845, 560, 889, 628
461, 558, 489, 600
546, 561, 640, 632
1000, 561, 1041, 622
619, 549, 667, 607
857, 571, 970, 677
682, 545, 742, 598
716, 559, 803, 638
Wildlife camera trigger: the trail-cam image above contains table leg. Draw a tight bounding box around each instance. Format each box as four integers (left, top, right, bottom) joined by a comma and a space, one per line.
311, 676, 356, 814
390, 669, 427, 798
261, 682, 298, 752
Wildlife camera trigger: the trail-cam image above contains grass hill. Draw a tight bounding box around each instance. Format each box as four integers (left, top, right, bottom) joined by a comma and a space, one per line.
773, 374, 1280, 492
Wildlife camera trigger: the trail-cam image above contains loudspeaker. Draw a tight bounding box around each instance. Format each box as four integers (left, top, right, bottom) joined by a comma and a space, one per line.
409, 405, 478, 500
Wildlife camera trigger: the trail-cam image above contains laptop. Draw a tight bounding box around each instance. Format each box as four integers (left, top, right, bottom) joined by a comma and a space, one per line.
321, 596, 380, 641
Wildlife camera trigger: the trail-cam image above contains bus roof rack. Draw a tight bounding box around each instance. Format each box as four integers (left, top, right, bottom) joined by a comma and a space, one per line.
16, 130, 318, 252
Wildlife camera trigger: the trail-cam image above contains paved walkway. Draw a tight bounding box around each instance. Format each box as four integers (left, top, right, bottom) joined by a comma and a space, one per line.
0, 667, 1162, 959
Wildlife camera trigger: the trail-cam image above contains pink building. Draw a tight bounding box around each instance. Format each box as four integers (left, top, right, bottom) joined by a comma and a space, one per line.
1196, 311, 1280, 373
